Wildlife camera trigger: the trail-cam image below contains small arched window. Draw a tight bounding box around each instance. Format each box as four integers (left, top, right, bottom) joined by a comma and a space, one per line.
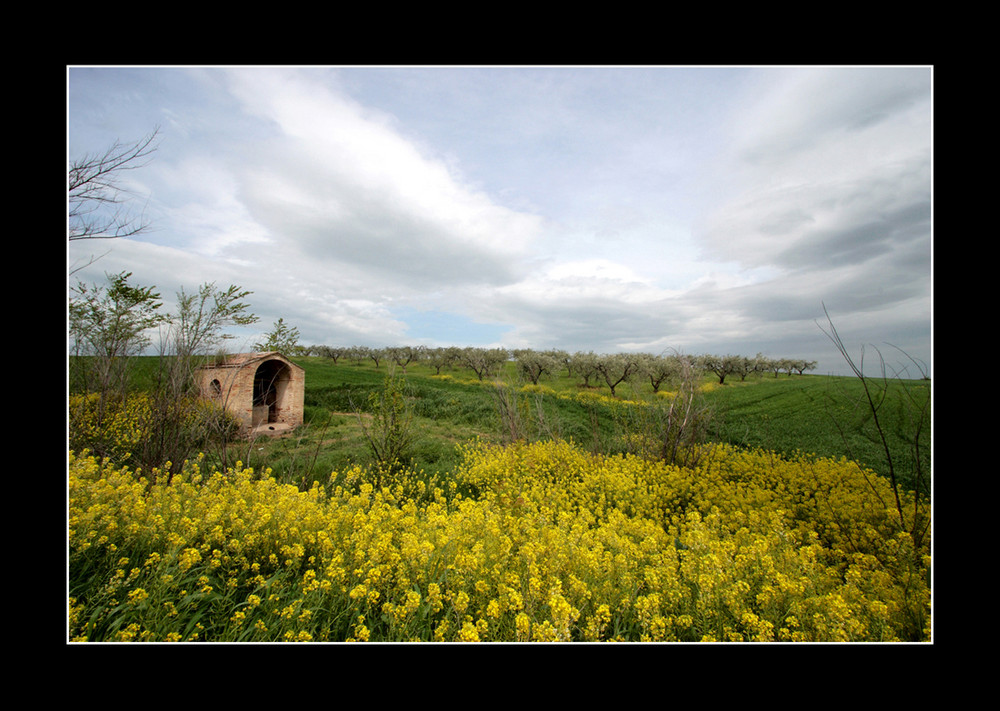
210, 379, 222, 397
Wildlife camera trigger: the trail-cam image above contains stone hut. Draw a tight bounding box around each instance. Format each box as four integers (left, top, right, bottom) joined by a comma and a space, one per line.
195, 351, 304, 434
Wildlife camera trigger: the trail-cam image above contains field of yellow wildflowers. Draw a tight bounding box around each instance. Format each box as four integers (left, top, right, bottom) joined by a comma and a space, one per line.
69, 433, 930, 642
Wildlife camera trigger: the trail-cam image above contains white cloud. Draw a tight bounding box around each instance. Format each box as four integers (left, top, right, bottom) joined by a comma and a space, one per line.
687, 67, 932, 373
68, 66, 932, 376
220, 68, 543, 291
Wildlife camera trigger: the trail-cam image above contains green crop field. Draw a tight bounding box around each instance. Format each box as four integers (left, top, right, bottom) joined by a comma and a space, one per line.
230, 356, 931, 498
72, 353, 931, 497
701, 374, 930, 493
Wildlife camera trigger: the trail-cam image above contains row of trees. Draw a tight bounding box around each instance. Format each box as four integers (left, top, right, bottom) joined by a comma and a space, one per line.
300, 344, 817, 393
67, 268, 814, 406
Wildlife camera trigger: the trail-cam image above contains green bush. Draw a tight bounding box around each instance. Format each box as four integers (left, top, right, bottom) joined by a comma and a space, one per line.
357, 373, 416, 478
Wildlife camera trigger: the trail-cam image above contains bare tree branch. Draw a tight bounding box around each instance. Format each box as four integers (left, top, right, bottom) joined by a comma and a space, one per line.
68, 127, 160, 241
817, 302, 930, 547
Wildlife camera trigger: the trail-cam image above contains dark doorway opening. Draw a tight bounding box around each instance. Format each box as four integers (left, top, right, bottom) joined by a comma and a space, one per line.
253, 360, 289, 425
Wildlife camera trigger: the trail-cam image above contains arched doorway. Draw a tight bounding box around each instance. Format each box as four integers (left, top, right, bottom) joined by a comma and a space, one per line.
252, 359, 290, 426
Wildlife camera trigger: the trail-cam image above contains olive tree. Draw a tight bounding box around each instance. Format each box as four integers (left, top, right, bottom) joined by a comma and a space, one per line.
637, 353, 682, 393
425, 346, 462, 374
386, 345, 423, 373
347, 346, 371, 365
698, 353, 745, 385
595, 353, 641, 397
367, 347, 386, 369
750, 353, 770, 378
321, 346, 353, 363
569, 351, 601, 387
732, 355, 756, 381
461, 347, 509, 381
792, 359, 818, 375
768, 358, 786, 376
513, 349, 559, 385
545, 349, 571, 377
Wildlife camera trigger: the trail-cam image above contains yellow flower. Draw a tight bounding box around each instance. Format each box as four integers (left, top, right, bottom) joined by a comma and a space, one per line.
486, 599, 501, 619
458, 621, 480, 642
427, 583, 444, 613
515, 612, 531, 642
433, 619, 451, 642
178, 547, 202, 571
350, 616, 370, 642
67, 432, 930, 643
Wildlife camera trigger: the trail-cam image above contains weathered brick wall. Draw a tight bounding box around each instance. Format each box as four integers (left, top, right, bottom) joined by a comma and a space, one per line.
196, 353, 304, 432
266, 362, 304, 427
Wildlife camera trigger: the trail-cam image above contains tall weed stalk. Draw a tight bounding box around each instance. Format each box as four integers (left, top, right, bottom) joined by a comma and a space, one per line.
615, 355, 713, 467
353, 370, 415, 481
489, 376, 562, 445
818, 305, 931, 549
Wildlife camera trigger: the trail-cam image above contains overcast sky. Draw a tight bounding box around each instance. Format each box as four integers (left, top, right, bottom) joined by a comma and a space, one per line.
67, 65, 933, 378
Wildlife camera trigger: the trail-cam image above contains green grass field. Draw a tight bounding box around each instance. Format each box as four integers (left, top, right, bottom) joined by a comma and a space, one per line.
701, 373, 930, 493
139, 355, 926, 497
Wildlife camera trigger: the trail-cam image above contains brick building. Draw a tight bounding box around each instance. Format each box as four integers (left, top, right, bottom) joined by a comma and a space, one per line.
195, 351, 304, 433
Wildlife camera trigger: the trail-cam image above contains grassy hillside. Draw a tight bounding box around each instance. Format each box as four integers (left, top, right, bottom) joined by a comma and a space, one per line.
219, 356, 930, 497
73, 354, 930, 496
701, 374, 930, 494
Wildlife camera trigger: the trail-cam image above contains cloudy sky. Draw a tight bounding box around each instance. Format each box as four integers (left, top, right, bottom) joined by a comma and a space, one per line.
67, 66, 933, 377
